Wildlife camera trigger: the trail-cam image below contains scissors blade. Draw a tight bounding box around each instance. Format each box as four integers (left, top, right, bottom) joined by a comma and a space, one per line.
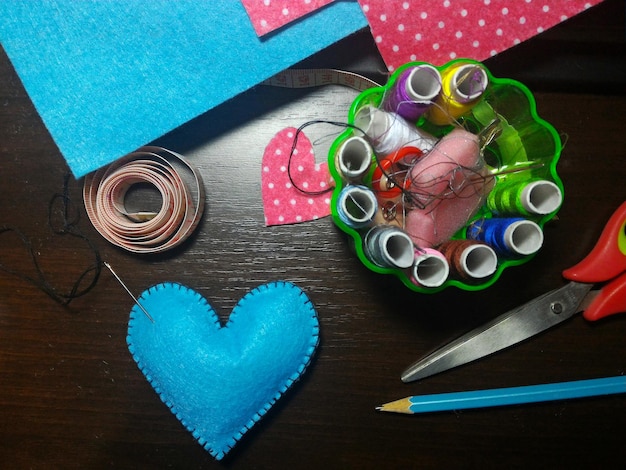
401, 281, 593, 383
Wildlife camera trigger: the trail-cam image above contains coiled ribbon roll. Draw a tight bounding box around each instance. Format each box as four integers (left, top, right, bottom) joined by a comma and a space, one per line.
83, 146, 205, 253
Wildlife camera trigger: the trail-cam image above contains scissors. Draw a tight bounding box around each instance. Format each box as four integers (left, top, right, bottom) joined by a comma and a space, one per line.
402, 201, 626, 383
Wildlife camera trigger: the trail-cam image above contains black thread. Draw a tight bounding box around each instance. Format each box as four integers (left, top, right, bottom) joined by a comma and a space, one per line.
0, 173, 102, 305
287, 118, 427, 214
286, 118, 493, 220
287, 120, 366, 196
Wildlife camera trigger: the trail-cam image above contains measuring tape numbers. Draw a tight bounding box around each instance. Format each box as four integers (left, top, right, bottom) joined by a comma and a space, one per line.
262, 68, 381, 92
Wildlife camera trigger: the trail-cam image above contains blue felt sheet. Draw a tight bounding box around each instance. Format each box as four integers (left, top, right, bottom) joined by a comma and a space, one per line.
0, 0, 367, 177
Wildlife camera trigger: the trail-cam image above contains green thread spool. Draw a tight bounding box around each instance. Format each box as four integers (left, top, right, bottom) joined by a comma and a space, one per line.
471, 100, 527, 168
488, 179, 562, 216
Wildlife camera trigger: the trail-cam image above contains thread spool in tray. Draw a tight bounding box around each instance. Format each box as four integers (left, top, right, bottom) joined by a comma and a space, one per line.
327, 59, 564, 293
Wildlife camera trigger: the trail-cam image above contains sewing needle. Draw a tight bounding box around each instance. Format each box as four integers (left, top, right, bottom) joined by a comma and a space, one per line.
103, 261, 154, 323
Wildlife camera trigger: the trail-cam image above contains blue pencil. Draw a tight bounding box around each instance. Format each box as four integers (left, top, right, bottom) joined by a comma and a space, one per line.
377, 376, 626, 414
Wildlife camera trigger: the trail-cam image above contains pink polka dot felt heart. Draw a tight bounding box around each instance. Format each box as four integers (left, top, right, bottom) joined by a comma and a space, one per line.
261, 127, 334, 226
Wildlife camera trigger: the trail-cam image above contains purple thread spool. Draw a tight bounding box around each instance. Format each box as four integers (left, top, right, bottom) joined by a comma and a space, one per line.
467, 217, 544, 257
383, 64, 442, 122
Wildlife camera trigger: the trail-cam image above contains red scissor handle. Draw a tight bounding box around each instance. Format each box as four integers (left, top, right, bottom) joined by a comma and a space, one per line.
582, 272, 626, 321
562, 201, 626, 320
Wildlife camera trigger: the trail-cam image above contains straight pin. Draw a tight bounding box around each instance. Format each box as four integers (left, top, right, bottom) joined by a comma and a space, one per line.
103, 261, 154, 323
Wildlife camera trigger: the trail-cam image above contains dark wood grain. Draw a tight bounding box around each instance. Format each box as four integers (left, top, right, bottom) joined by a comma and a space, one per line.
1, 2, 625, 468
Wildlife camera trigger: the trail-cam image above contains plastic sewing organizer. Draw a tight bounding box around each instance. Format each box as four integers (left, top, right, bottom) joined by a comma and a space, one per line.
328, 59, 564, 293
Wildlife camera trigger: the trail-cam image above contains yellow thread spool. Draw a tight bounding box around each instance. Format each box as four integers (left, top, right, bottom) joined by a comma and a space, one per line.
426, 62, 488, 126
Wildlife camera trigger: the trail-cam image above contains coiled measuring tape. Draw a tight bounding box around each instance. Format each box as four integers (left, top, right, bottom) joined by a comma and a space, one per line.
83, 146, 205, 254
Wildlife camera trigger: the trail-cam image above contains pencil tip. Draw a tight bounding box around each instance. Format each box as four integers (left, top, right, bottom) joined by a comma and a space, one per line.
376, 397, 413, 414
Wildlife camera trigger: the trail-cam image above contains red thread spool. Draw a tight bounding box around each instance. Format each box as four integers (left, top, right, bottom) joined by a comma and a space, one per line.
371, 146, 423, 199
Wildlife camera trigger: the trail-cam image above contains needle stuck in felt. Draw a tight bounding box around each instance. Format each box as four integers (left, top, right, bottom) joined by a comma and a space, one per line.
103, 261, 154, 323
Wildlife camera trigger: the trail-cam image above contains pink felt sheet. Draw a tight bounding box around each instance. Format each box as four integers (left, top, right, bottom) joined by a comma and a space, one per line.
242, 0, 603, 70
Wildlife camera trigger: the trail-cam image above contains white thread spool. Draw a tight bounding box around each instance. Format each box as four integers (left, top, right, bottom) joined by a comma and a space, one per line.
336, 135, 373, 181
411, 248, 450, 288
520, 180, 563, 215
354, 106, 437, 156
336, 185, 378, 229
364, 225, 415, 269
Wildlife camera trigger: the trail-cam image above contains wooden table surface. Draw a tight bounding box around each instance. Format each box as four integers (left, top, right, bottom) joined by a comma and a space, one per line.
1, 2, 625, 468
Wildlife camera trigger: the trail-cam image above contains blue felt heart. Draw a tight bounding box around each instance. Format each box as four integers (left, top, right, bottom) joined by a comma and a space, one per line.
126, 281, 320, 460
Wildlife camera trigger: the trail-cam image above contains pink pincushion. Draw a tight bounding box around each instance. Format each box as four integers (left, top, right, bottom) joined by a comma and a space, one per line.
404, 129, 494, 248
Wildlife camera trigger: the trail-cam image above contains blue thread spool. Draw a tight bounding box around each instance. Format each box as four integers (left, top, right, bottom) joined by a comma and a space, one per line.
467, 217, 544, 257
364, 225, 415, 269
336, 185, 378, 229
383, 64, 442, 122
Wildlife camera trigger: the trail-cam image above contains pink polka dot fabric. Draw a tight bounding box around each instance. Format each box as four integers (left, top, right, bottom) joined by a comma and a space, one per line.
241, 0, 335, 35
261, 128, 334, 226
357, 0, 603, 69
241, 0, 603, 69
